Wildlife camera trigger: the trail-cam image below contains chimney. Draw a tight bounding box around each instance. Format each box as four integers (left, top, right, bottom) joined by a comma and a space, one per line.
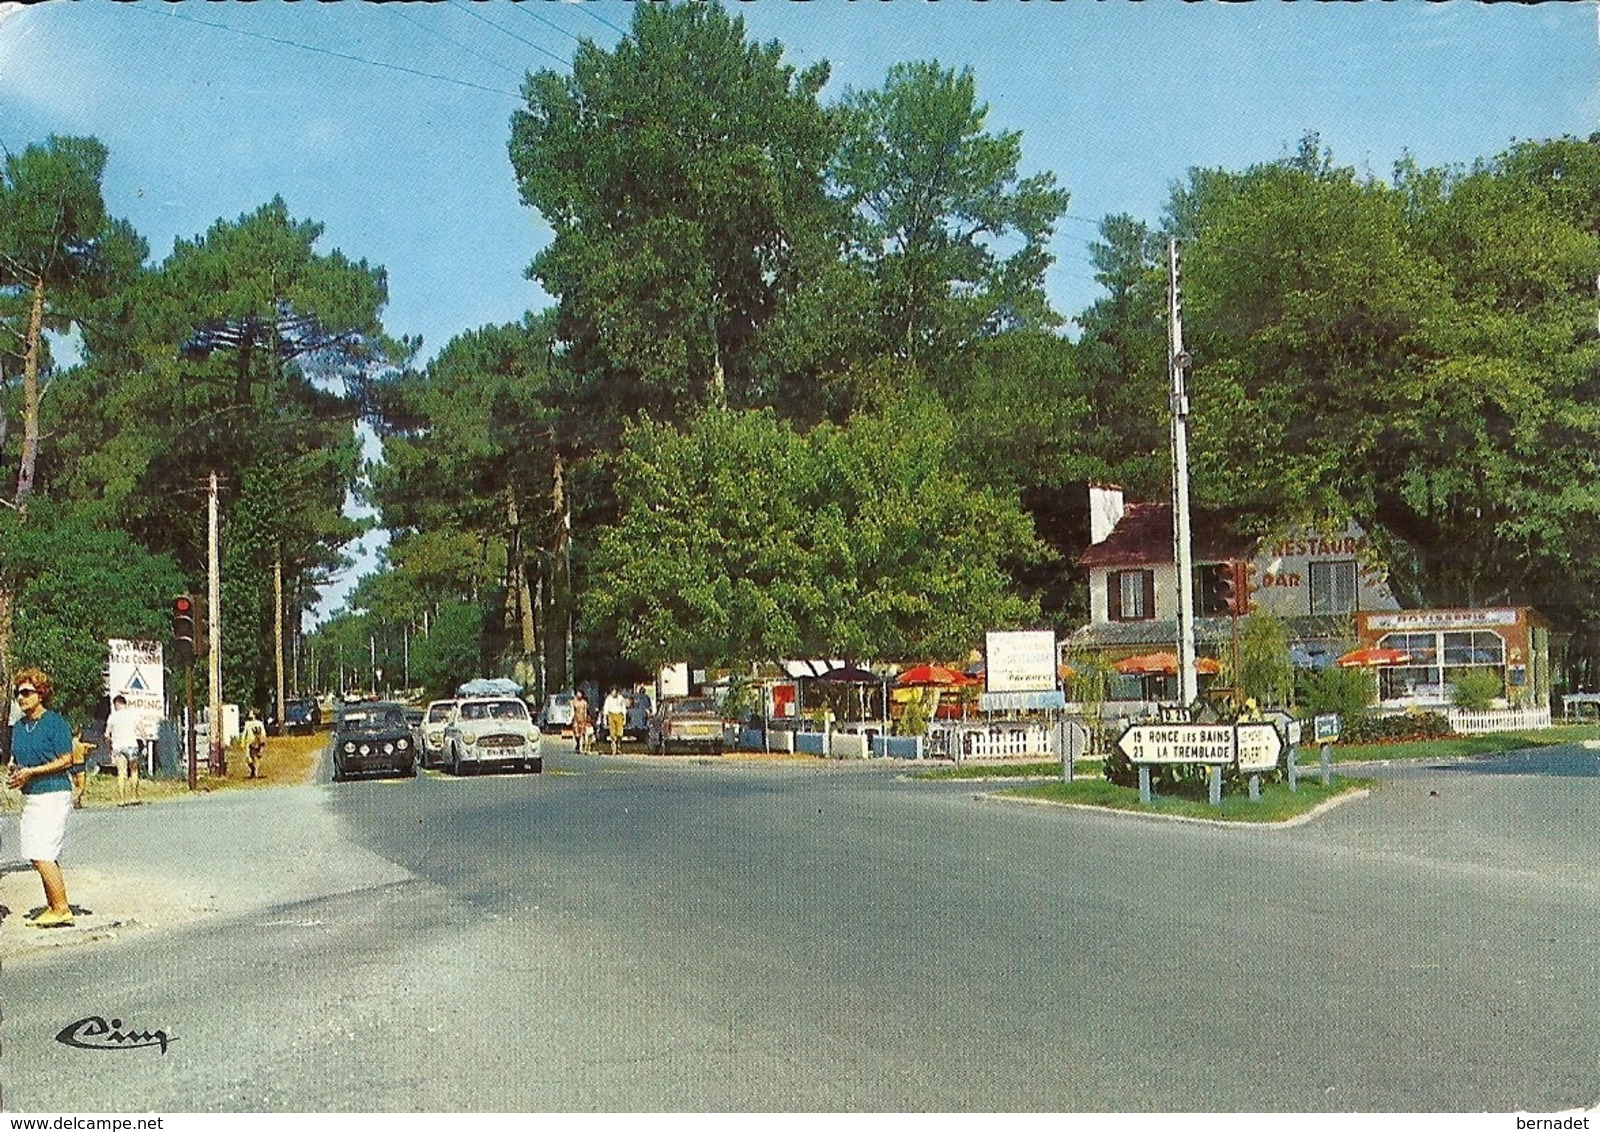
1089, 484, 1124, 545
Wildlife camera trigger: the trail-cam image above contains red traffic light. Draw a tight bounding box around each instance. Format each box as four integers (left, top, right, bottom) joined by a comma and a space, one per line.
173, 596, 193, 614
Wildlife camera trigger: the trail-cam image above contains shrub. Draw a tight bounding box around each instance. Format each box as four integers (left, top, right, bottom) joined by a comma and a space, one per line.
898, 693, 930, 737
1450, 668, 1502, 711
1297, 665, 1373, 729
1338, 710, 1453, 744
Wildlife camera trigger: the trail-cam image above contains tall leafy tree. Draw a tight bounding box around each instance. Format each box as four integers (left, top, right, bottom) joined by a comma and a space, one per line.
509, 1, 841, 444
53, 198, 392, 709
587, 402, 1044, 670
831, 61, 1070, 383
0, 135, 144, 687
368, 315, 565, 693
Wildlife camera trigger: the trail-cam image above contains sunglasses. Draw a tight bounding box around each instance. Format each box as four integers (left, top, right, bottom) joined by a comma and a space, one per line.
14, 687, 38, 698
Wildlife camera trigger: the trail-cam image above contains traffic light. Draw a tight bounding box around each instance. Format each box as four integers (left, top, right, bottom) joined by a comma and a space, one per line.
170, 594, 196, 665
1199, 563, 1246, 616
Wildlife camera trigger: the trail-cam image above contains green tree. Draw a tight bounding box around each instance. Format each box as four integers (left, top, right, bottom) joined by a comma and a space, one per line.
832, 61, 1071, 380
586, 402, 1044, 670
54, 198, 392, 710
0, 499, 184, 725
0, 135, 145, 687
1234, 612, 1292, 709
368, 315, 564, 694
509, 2, 840, 442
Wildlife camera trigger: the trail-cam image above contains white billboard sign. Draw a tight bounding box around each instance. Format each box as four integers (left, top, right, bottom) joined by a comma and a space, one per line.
107, 638, 165, 744
658, 662, 690, 700
985, 630, 1057, 693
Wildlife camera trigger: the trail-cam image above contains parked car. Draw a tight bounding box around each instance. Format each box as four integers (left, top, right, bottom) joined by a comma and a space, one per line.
419, 698, 460, 769
331, 701, 417, 782
282, 698, 322, 734
647, 697, 725, 755
537, 691, 576, 735
443, 696, 542, 775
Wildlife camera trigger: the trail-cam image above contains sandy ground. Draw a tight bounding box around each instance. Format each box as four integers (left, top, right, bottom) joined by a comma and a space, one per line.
0, 733, 405, 962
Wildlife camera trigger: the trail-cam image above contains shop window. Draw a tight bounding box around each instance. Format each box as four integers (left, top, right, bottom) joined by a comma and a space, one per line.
1309, 560, 1358, 614
1379, 632, 1437, 664
1443, 630, 1504, 666
1108, 569, 1155, 622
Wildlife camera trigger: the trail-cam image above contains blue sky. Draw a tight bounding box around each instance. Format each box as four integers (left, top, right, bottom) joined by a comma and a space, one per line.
1, 0, 1595, 614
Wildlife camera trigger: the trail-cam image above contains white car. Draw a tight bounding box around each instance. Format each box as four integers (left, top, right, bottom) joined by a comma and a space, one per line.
420, 698, 460, 769
537, 691, 577, 734
443, 696, 542, 775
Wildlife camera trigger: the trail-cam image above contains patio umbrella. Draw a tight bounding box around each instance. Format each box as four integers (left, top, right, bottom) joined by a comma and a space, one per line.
1336, 647, 1410, 669
896, 664, 971, 687
812, 664, 879, 684
1113, 652, 1221, 676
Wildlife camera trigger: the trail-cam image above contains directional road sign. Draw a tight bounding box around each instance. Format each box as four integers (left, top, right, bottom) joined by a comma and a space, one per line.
1117, 723, 1235, 765
1234, 722, 1285, 773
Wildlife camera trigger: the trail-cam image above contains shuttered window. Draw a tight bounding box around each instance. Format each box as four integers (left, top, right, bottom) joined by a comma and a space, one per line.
1309, 560, 1358, 615
1109, 569, 1155, 622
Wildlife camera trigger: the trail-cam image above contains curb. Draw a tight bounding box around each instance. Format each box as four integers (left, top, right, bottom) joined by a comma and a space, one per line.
978, 785, 1372, 829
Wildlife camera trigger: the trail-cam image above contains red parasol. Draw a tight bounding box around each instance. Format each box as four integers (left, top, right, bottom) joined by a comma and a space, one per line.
896, 664, 972, 687
1113, 652, 1221, 676
1336, 647, 1411, 669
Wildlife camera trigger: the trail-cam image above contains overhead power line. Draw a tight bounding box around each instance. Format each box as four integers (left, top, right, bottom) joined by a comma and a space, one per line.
130, 4, 528, 101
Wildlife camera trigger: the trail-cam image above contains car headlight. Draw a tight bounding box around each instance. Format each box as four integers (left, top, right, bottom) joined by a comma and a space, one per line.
342, 741, 355, 753
358, 743, 372, 756
381, 742, 394, 755
462, 732, 476, 746
397, 737, 410, 750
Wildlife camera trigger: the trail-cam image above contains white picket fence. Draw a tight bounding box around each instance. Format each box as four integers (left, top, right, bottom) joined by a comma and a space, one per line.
1444, 706, 1551, 734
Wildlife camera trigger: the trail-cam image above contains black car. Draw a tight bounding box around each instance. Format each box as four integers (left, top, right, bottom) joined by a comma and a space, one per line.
331, 701, 417, 782
285, 698, 322, 734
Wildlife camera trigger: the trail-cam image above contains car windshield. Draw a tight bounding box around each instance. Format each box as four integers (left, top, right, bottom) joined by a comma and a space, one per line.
341, 708, 406, 729
462, 699, 530, 722
669, 699, 718, 714
426, 703, 455, 722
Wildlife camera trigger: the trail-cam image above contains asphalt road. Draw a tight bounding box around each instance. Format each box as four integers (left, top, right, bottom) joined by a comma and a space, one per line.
3, 744, 1599, 1112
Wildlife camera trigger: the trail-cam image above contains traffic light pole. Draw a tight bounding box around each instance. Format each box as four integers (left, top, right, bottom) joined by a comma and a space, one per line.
186, 665, 197, 792
1169, 238, 1199, 708
207, 471, 224, 776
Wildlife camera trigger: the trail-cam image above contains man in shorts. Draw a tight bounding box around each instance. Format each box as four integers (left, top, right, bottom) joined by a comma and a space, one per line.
105, 694, 143, 805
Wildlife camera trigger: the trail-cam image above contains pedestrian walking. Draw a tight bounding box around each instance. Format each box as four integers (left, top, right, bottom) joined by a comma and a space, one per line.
603, 687, 627, 756
105, 693, 143, 805
571, 691, 591, 753
242, 708, 268, 779
9, 668, 77, 928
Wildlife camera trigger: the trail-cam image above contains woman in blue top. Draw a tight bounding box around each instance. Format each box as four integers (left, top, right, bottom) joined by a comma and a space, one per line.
10, 667, 76, 927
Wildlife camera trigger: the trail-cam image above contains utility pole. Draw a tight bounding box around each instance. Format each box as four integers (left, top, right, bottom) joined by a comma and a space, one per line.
1169, 239, 1199, 708
273, 558, 286, 737
207, 471, 225, 775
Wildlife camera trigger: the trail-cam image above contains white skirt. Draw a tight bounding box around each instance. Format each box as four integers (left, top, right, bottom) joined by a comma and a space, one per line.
19, 790, 71, 862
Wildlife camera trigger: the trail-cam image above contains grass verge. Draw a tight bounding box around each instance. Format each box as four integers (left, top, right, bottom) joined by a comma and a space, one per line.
1000, 774, 1368, 823
0, 732, 329, 813
1326, 723, 1600, 763
913, 760, 1104, 780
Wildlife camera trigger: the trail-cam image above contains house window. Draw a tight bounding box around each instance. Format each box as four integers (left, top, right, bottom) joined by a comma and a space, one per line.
1109, 569, 1155, 622
1309, 560, 1358, 615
